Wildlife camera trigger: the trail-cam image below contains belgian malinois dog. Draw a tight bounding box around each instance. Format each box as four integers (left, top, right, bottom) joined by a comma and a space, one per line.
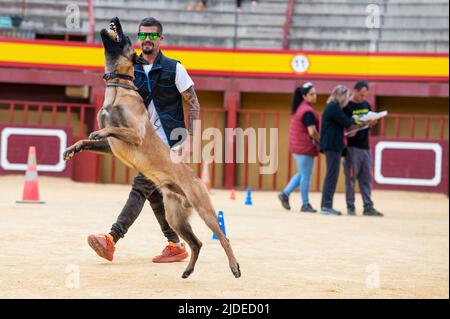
63, 17, 240, 279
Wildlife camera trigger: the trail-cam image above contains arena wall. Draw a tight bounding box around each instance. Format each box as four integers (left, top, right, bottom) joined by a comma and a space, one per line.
0, 39, 448, 193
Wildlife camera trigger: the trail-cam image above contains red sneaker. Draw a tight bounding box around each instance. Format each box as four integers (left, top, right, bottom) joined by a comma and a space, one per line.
87, 233, 115, 261
152, 241, 189, 263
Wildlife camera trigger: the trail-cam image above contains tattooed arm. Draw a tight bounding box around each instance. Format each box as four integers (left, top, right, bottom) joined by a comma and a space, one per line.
181, 85, 200, 136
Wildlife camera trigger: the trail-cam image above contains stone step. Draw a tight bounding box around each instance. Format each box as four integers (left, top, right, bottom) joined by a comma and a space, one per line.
290, 27, 379, 41
236, 38, 282, 49
94, 8, 236, 24
0, 0, 87, 7
94, 0, 284, 13
92, 1, 285, 14
8, 16, 89, 32
385, 3, 449, 16
237, 12, 286, 25
380, 29, 449, 41
289, 37, 449, 53
289, 38, 373, 52
387, 0, 448, 3
234, 1, 287, 14
236, 25, 284, 38
294, 1, 448, 16
94, 0, 192, 10
94, 8, 285, 26
295, 2, 379, 15
0, 8, 89, 19
383, 15, 449, 28
2, 22, 89, 34
94, 20, 284, 41
292, 14, 371, 28
377, 40, 449, 53
294, 0, 447, 4
291, 14, 448, 29
290, 26, 448, 42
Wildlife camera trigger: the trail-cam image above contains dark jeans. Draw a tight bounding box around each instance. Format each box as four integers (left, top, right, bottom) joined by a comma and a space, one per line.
343, 147, 374, 209
109, 173, 179, 244
321, 150, 342, 209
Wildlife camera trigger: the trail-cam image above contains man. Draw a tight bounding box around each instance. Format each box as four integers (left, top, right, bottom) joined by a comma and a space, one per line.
87, 17, 201, 262
343, 81, 383, 217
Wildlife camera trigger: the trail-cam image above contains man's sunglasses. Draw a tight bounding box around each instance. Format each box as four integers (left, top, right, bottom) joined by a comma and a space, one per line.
137, 32, 160, 40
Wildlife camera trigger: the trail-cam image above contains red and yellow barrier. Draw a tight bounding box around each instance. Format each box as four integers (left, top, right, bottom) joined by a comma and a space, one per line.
0, 38, 448, 81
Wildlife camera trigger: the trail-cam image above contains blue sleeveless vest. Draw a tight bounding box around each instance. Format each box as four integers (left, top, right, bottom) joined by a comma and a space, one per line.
134, 51, 186, 147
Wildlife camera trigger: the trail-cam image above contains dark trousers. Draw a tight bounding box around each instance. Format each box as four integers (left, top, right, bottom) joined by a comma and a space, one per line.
109, 173, 179, 244
321, 150, 342, 209
343, 147, 374, 209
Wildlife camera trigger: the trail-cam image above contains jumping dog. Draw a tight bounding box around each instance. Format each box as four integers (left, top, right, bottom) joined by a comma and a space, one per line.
63, 17, 240, 279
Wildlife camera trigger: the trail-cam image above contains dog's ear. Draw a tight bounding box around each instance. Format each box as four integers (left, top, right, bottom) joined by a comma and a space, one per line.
132, 53, 149, 65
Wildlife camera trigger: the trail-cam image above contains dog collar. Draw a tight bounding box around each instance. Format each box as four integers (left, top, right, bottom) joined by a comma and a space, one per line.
103, 72, 136, 90
103, 73, 134, 81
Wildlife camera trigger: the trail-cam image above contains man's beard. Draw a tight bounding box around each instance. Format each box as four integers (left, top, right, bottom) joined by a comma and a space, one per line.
142, 43, 153, 54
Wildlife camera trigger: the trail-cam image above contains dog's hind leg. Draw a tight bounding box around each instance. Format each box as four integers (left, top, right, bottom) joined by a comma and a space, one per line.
89, 127, 143, 146
182, 179, 241, 278
161, 188, 202, 279
63, 139, 112, 160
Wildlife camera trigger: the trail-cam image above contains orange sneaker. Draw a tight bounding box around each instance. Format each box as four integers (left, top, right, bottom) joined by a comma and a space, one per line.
152, 241, 189, 263
87, 233, 115, 261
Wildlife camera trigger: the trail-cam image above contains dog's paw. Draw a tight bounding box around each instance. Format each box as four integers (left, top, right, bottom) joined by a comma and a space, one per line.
89, 131, 105, 141
231, 263, 241, 278
63, 146, 79, 161
181, 268, 194, 279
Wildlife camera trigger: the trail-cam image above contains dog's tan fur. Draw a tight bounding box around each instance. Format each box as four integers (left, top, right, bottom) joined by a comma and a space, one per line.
64, 18, 240, 279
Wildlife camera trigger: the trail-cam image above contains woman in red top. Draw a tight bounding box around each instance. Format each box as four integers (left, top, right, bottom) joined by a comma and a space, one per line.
278, 82, 320, 213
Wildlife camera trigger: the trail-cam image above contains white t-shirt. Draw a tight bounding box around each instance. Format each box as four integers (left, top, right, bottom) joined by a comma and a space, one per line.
143, 63, 194, 147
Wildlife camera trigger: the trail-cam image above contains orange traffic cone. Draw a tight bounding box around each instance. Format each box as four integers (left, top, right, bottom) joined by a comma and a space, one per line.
16, 146, 45, 204
230, 188, 236, 200
201, 161, 211, 192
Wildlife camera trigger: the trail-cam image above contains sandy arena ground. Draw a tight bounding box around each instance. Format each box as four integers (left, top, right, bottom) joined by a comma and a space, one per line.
0, 175, 448, 298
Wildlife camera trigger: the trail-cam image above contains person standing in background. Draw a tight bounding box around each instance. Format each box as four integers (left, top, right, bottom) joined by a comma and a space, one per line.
343, 81, 383, 217
278, 82, 320, 213
319, 85, 362, 216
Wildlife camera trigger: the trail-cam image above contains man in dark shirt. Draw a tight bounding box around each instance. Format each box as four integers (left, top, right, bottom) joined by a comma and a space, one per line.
343, 81, 383, 217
